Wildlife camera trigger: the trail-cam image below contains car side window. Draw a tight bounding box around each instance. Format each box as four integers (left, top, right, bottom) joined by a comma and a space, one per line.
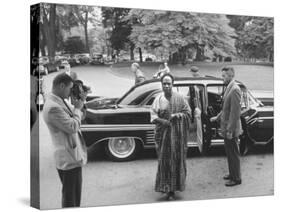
146, 96, 156, 106
207, 85, 224, 116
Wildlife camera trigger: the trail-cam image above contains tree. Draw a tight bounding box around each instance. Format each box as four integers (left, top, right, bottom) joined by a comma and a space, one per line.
227, 15, 273, 62
31, 4, 40, 58
71, 5, 100, 53
126, 10, 237, 63
101, 7, 134, 60
40, 3, 57, 60
63, 36, 86, 54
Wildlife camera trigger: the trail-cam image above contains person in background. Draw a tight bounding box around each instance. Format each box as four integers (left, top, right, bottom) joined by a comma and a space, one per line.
43, 73, 88, 207
151, 73, 191, 200
210, 66, 243, 187
131, 62, 146, 85
163, 62, 170, 73
62, 60, 71, 76
189, 66, 200, 77
153, 62, 170, 79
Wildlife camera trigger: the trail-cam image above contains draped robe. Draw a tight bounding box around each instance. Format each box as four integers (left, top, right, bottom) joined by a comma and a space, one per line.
151, 92, 191, 193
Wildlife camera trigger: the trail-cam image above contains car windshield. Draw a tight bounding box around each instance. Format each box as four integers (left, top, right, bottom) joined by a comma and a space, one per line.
117, 81, 161, 105
117, 81, 206, 106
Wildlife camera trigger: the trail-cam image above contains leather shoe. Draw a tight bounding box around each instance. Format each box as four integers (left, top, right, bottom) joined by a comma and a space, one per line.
225, 179, 242, 187
223, 174, 231, 180
166, 192, 175, 200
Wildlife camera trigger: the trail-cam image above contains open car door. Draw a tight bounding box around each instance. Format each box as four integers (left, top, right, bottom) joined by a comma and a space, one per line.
173, 85, 205, 153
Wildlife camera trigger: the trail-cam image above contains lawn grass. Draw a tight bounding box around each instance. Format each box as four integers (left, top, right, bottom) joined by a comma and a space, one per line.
111, 62, 274, 91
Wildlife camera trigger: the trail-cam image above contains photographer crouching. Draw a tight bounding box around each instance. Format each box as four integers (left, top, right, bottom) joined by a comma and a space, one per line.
43, 73, 90, 208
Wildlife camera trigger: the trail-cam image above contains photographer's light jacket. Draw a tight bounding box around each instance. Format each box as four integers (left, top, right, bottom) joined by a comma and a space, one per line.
43, 93, 87, 170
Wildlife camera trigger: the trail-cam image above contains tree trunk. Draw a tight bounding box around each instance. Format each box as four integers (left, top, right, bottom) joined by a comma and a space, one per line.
138, 47, 143, 63
179, 47, 187, 65
39, 25, 46, 56
195, 44, 204, 61
31, 8, 40, 58
170, 52, 179, 64
49, 5, 56, 59
84, 10, 89, 53
42, 4, 56, 61
130, 43, 134, 61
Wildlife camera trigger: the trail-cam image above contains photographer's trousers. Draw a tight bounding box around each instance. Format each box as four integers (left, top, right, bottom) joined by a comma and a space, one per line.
57, 167, 82, 208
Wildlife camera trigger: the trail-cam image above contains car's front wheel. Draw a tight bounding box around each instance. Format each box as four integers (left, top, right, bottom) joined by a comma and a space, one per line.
105, 137, 141, 162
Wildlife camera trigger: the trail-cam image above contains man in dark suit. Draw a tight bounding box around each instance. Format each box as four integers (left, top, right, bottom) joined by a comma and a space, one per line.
210, 67, 243, 186
43, 73, 87, 207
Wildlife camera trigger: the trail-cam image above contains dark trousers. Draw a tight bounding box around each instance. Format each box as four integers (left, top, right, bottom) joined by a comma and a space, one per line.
224, 137, 241, 181
57, 167, 82, 208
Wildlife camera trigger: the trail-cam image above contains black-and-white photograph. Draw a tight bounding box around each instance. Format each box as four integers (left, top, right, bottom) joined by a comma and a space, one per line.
30, 2, 274, 210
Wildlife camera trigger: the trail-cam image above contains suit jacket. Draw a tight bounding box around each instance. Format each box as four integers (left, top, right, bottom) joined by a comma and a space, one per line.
43, 93, 87, 170
135, 69, 146, 85
218, 80, 243, 138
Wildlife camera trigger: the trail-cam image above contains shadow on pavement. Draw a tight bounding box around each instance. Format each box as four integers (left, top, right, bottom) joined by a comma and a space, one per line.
87, 143, 273, 162
18, 197, 30, 206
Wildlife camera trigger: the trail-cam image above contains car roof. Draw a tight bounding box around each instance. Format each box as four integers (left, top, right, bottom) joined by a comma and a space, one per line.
117, 75, 246, 105
134, 76, 223, 87
134, 76, 244, 88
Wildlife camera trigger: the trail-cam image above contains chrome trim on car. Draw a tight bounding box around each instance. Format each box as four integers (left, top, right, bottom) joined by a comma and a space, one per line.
247, 116, 273, 145
90, 136, 145, 147
248, 117, 273, 125
81, 124, 155, 132
253, 137, 273, 145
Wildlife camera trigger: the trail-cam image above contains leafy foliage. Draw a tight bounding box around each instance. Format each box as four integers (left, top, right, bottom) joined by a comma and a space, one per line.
63, 36, 86, 53
126, 10, 237, 62
234, 17, 273, 61
70, 5, 101, 53
101, 7, 132, 52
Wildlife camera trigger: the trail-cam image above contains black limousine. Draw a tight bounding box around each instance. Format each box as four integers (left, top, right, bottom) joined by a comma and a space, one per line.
81, 76, 273, 162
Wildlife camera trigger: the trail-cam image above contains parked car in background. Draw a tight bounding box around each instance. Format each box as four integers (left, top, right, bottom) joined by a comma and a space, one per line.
76, 53, 90, 64
58, 60, 70, 71
39, 62, 48, 75
68, 55, 80, 67
145, 57, 153, 62
118, 54, 130, 62
81, 76, 273, 162
32, 62, 48, 76
39, 56, 49, 66
90, 53, 104, 65
44, 60, 59, 73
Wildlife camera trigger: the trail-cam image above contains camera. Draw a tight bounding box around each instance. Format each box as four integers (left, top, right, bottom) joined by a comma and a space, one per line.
71, 80, 91, 100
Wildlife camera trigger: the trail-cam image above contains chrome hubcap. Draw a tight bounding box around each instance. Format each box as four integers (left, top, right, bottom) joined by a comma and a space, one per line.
108, 138, 136, 158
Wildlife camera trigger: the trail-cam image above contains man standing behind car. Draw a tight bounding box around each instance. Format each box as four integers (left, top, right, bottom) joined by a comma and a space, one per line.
131, 62, 146, 85
210, 67, 243, 187
43, 73, 87, 207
